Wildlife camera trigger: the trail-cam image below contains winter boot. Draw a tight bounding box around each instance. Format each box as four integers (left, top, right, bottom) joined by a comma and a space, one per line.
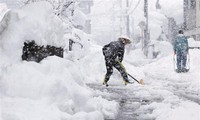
123, 79, 130, 85
176, 69, 181, 73
182, 68, 189, 73
102, 79, 109, 87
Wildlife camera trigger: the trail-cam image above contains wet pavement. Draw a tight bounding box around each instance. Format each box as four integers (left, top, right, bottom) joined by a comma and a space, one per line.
87, 84, 159, 120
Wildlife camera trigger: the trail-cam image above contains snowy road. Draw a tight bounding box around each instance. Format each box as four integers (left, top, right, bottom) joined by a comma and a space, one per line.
144, 72, 200, 105
87, 83, 162, 120
87, 72, 200, 120
85, 49, 200, 120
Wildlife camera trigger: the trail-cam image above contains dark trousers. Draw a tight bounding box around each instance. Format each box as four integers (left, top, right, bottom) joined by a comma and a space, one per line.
104, 59, 128, 83
176, 50, 187, 70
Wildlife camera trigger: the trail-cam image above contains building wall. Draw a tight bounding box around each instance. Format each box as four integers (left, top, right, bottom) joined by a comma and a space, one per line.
186, 9, 196, 30
184, 0, 200, 41
184, 0, 196, 30
196, 0, 200, 27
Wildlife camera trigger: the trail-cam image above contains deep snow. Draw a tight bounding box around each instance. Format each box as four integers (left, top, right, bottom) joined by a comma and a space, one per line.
85, 39, 200, 120
0, 1, 200, 120
0, 2, 118, 120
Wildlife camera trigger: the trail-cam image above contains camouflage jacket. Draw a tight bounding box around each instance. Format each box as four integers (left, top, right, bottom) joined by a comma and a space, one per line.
102, 41, 125, 62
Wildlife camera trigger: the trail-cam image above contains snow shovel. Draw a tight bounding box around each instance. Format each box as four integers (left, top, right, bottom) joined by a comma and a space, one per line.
117, 61, 144, 85
173, 54, 177, 72
127, 73, 144, 85
185, 53, 190, 72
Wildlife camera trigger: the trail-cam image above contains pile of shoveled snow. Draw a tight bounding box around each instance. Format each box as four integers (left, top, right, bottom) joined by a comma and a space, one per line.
0, 57, 118, 120
0, 2, 118, 120
0, 3, 8, 22
141, 39, 200, 91
0, 1, 67, 64
135, 40, 200, 120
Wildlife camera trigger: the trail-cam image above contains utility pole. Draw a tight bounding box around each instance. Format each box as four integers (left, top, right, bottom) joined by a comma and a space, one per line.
111, 1, 115, 41
144, 0, 149, 56
119, 0, 122, 35
126, 0, 130, 37
183, 0, 187, 30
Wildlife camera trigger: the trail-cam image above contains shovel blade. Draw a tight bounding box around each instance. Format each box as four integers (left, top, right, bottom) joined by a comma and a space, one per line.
139, 79, 144, 85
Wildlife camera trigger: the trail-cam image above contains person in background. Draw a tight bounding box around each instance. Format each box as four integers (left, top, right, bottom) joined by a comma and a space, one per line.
173, 30, 189, 73
102, 36, 131, 86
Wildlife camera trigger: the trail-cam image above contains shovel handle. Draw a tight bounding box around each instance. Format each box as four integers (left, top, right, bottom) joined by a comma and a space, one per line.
127, 73, 140, 83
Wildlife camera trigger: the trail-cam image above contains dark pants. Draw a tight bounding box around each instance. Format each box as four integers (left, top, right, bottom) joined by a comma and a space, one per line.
104, 59, 128, 83
176, 50, 187, 71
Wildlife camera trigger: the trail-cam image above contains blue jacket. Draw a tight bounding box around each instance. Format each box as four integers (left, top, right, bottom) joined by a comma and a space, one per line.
173, 34, 188, 52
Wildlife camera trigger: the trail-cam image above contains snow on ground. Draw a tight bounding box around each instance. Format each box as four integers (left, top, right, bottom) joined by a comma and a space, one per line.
0, 57, 118, 120
125, 43, 200, 119
0, 1, 200, 120
0, 1, 68, 64
0, 2, 118, 120
127, 48, 200, 120
80, 38, 200, 120
189, 38, 200, 47
81, 0, 199, 119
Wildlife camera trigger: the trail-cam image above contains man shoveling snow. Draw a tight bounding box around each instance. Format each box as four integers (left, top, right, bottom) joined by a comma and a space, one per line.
102, 36, 131, 86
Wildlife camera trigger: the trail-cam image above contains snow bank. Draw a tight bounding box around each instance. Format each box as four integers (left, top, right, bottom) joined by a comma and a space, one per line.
85, 96, 119, 119
119, 37, 200, 120
154, 101, 200, 120
154, 41, 173, 58
78, 44, 105, 83
124, 40, 173, 68
141, 49, 200, 91
0, 1, 67, 64
0, 2, 118, 120
65, 28, 92, 60
0, 57, 118, 120
134, 87, 200, 120
188, 37, 200, 47
0, 1, 91, 62
137, 41, 200, 120
0, 3, 9, 37
0, 3, 9, 22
